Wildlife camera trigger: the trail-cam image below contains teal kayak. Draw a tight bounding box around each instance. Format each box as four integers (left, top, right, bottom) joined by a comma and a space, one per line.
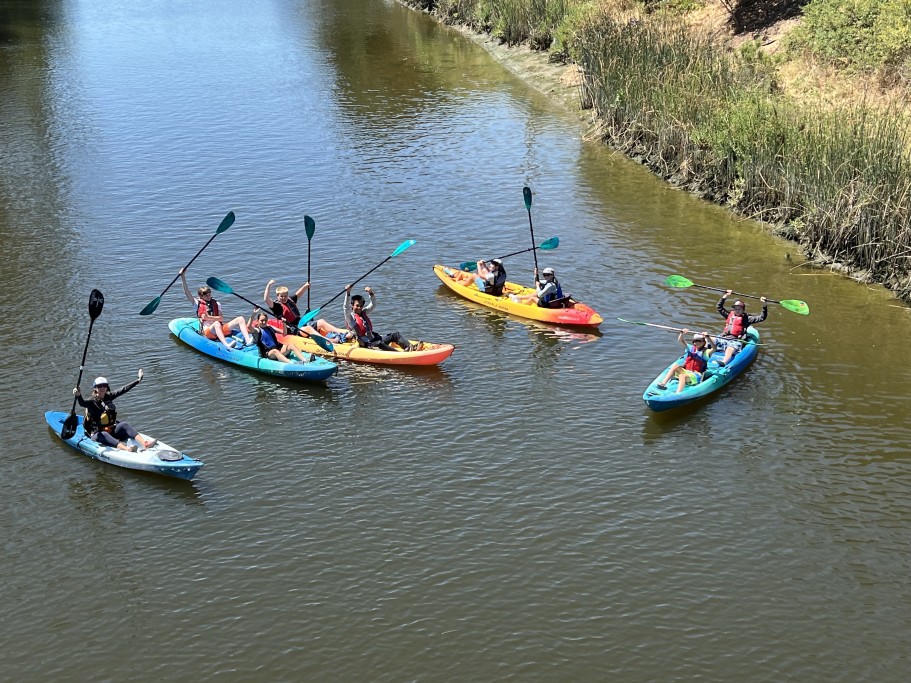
643, 327, 760, 411
45, 411, 203, 480
168, 318, 338, 381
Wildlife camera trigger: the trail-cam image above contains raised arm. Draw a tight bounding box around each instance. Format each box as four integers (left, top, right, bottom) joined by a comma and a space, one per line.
749, 297, 769, 325
263, 279, 275, 308
179, 268, 194, 305
294, 282, 310, 299
717, 289, 732, 318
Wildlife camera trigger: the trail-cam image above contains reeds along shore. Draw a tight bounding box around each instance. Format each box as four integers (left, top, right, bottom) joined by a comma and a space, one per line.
402, 0, 911, 304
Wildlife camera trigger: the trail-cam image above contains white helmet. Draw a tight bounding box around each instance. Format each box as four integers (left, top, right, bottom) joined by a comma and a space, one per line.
93, 377, 109, 387
542, 267, 555, 276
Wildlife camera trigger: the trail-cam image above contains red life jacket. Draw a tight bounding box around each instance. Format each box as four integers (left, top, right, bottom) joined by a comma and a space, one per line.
277, 297, 301, 325
683, 347, 708, 373
350, 311, 373, 339
197, 297, 221, 320
723, 311, 748, 338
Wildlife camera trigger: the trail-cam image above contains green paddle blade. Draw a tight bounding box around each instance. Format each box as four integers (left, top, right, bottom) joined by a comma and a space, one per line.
304, 215, 315, 241
206, 276, 234, 294
459, 261, 478, 272
310, 333, 334, 353
664, 275, 694, 288
540, 236, 559, 250
391, 239, 416, 257
139, 297, 161, 316
523, 186, 532, 210
780, 299, 810, 315
216, 211, 235, 234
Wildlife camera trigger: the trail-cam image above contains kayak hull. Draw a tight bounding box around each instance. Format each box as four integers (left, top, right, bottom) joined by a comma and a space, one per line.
643, 327, 760, 411
270, 321, 455, 366
45, 411, 203, 480
168, 318, 338, 381
433, 265, 603, 328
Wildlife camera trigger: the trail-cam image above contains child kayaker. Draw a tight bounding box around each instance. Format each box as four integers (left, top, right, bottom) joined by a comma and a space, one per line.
179, 268, 253, 349
657, 330, 715, 393
344, 285, 417, 352
263, 279, 310, 329
714, 291, 767, 366
248, 311, 310, 364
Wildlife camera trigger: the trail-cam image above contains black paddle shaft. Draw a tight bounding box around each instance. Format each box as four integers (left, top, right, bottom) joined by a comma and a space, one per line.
61, 289, 104, 439
523, 186, 540, 276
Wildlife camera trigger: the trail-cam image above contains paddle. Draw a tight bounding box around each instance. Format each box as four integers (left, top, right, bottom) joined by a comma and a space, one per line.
205, 277, 334, 353
459, 236, 559, 272
617, 318, 768, 344
61, 289, 105, 440
664, 275, 810, 315
298, 239, 416, 326
304, 215, 315, 311
139, 211, 235, 315
523, 186, 540, 276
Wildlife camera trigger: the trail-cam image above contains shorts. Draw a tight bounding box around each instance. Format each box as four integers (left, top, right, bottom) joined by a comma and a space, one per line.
683, 370, 702, 385
203, 323, 234, 340
714, 337, 743, 353
325, 331, 351, 343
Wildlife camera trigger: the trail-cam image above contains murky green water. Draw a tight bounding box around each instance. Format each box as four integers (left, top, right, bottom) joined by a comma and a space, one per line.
2, 0, 911, 680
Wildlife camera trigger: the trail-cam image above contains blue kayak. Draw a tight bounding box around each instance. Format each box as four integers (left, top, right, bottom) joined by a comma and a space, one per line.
643, 327, 760, 411
169, 318, 338, 381
45, 411, 204, 480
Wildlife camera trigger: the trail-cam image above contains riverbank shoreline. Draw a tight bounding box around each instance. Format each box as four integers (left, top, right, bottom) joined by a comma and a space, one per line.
398, 2, 911, 308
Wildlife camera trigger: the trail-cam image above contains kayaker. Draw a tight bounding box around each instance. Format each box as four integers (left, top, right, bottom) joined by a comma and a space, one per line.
264, 279, 309, 328
73, 372, 156, 452
247, 310, 310, 364
344, 285, 418, 352
715, 290, 767, 366
510, 266, 567, 307
656, 330, 715, 393
179, 268, 253, 349
476, 258, 507, 296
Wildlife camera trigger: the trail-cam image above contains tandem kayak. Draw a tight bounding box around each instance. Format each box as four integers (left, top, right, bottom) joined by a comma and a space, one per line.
45, 411, 203, 480
270, 320, 455, 367
643, 327, 760, 411
168, 318, 338, 382
433, 265, 603, 328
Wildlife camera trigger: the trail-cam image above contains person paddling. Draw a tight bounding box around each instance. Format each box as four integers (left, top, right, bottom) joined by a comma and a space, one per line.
657, 330, 715, 393
715, 290, 767, 366
344, 285, 417, 352
73, 372, 156, 452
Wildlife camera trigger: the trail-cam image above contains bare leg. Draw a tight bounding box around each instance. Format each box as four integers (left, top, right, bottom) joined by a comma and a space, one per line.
210, 324, 236, 349
226, 316, 254, 345
284, 344, 308, 363
266, 348, 292, 364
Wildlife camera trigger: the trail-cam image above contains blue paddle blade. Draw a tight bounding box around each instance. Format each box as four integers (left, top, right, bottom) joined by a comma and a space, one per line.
540, 236, 559, 250
459, 262, 478, 272
216, 211, 235, 234
391, 239, 416, 257
310, 333, 334, 353
206, 276, 234, 294
299, 308, 320, 326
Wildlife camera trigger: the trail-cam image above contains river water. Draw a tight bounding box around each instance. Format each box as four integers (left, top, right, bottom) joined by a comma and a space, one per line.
2, 0, 911, 680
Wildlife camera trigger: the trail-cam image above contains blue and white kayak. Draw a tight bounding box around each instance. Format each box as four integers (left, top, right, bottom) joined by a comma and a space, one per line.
45, 411, 204, 480
168, 318, 338, 382
643, 327, 760, 412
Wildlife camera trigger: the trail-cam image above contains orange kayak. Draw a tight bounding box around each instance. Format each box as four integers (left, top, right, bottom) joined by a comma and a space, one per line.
274, 324, 455, 366
433, 265, 603, 328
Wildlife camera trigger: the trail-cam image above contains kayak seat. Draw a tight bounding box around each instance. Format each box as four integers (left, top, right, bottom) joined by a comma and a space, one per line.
541, 295, 573, 309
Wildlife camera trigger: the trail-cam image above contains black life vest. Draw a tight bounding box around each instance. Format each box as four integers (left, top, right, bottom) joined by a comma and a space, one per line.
540, 277, 564, 304
84, 398, 116, 435
484, 266, 507, 296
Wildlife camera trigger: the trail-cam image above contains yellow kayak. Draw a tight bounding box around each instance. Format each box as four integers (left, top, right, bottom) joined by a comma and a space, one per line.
275, 325, 455, 366
433, 265, 603, 328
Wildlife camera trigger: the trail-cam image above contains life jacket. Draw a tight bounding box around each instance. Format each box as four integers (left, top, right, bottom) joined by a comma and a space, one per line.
723, 310, 748, 338
197, 297, 221, 320
683, 346, 708, 373
255, 325, 280, 356
84, 399, 116, 434
350, 311, 374, 342
277, 297, 301, 325
540, 278, 564, 304
484, 266, 507, 296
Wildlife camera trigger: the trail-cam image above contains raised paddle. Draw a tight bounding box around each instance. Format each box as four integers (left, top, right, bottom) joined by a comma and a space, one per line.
139, 211, 235, 315
616, 318, 768, 343
205, 277, 334, 353
304, 215, 315, 311
523, 186, 540, 276
459, 236, 560, 272
298, 239, 416, 327
61, 289, 105, 440
664, 275, 810, 315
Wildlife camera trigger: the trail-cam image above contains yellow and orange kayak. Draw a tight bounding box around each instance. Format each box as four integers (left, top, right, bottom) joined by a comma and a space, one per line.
433, 265, 603, 328
276, 326, 455, 366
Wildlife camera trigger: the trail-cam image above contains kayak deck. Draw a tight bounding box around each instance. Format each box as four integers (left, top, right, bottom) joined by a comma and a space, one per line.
169, 318, 338, 381
433, 264, 603, 328
642, 327, 761, 411
45, 411, 203, 480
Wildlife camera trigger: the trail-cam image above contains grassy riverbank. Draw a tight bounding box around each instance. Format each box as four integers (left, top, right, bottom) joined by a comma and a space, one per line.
402, 0, 911, 304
